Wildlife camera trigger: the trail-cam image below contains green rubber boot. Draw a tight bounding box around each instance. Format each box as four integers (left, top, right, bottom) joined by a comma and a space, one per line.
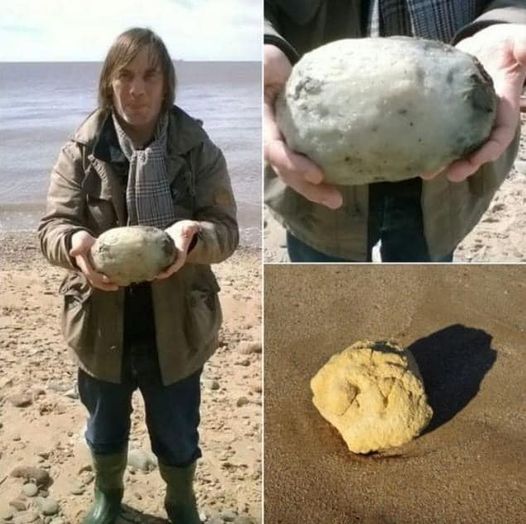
159, 462, 201, 524
82, 449, 127, 524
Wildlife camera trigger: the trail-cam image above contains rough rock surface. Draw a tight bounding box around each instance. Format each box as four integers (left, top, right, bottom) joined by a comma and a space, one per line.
90, 226, 176, 286
310, 340, 433, 454
277, 37, 497, 185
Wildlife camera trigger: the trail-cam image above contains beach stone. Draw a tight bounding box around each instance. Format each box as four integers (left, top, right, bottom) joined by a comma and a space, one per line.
0, 506, 15, 521
13, 512, 39, 524
236, 397, 249, 407
49, 519, 65, 524
63, 388, 78, 400
238, 342, 261, 355
21, 483, 38, 497
7, 394, 32, 408
204, 379, 220, 391
127, 449, 157, 472
36, 498, 58, 516
8, 499, 27, 512
233, 516, 254, 524
277, 37, 497, 185
220, 510, 237, 521
70, 481, 85, 495
90, 226, 177, 286
10, 467, 51, 488
207, 518, 225, 524
311, 340, 433, 454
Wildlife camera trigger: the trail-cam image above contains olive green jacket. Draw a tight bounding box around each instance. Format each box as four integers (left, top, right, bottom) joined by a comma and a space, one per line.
265, 0, 525, 260
39, 107, 238, 385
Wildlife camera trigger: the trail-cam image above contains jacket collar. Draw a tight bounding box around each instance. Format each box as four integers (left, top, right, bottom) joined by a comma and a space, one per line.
73, 106, 208, 163
93, 113, 126, 164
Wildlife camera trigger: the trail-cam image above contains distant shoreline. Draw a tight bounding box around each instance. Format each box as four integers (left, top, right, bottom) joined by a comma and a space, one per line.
0, 200, 261, 248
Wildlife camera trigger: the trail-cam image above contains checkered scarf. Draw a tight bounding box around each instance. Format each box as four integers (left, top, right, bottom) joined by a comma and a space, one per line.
368, 0, 479, 41
112, 112, 177, 229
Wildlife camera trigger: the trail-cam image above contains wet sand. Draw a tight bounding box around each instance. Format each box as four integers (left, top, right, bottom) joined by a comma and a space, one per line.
264, 265, 526, 524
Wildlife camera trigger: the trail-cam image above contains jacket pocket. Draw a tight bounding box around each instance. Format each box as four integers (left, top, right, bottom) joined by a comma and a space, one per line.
185, 273, 222, 352
59, 273, 93, 350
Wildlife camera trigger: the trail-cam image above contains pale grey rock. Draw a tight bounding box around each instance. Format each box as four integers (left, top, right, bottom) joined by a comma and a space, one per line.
207, 518, 225, 524
233, 517, 254, 524
12, 512, 39, 524
221, 510, 237, 522
36, 498, 59, 516
238, 342, 261, 355
0, 506, 15, 521
127, 449, 157, 472
204, 379, 220, 391
277, 37, 497, 185
21, 483, 38, 497
8, 499, 27, 512
90, 226, 176, 286
63, 388, 78, 400
70, 481, 85, 495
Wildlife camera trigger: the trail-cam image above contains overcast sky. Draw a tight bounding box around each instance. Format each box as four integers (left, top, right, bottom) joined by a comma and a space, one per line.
1, 0, 261, 61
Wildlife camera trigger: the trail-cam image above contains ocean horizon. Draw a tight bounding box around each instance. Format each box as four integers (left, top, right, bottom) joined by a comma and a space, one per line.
0, 61, 261, 247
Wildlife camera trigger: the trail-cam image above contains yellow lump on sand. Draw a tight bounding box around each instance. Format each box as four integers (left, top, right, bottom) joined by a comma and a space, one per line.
310, 340, 433, 454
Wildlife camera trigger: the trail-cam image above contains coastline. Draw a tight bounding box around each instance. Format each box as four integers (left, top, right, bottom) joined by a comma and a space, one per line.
0, 199, 262, 249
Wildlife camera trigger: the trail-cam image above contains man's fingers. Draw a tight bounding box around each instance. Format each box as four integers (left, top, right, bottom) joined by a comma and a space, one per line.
74, 254, 118, 291
445, 159, 478, 182
155, 257, 185, 280
445, 91, 520, 182
267, 140, 325, 184
69, 246, 86, 257
273, 165, 343, 209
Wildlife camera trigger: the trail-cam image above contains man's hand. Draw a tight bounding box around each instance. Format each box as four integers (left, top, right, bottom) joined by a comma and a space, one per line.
69, 230, 118, 291
156, 220, 201, 280
433, 24, 526, 182
264, 44, 343, 209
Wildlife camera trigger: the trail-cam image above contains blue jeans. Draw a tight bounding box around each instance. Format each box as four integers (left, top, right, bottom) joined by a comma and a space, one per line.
78, 343, 202, 467
287, 178, 454, 263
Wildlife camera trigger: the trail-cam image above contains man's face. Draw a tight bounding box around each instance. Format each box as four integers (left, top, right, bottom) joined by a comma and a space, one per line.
111, 46, 165, 131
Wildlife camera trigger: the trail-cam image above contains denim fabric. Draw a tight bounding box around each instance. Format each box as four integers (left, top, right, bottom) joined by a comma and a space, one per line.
287, 178, 453, 263
287, 231, 356, 262
78, 342, 202, 467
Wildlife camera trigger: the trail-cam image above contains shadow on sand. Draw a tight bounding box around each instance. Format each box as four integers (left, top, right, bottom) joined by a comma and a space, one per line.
116, 505, 168, 524
408, 324, 496, 433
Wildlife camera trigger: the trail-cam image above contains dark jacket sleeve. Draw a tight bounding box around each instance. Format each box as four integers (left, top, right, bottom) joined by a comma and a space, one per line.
453, 0, 526, 43
38, 141, 90, 270
185, 139, 239, 265
264, 1, 301, 64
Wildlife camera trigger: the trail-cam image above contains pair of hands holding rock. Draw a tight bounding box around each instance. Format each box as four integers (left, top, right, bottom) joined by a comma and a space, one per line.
69, 220, 201, 291
264, 24, 526, 210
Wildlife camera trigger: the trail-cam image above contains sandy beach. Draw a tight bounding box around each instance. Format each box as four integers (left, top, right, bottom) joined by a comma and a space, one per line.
264, 265, 526, 523
0, 232, 261, 524
264, 115, 526, 263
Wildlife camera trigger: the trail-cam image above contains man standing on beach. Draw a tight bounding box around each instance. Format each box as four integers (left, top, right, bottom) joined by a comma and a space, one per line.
264, 0, 526, 262
39, 27, 238, 524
